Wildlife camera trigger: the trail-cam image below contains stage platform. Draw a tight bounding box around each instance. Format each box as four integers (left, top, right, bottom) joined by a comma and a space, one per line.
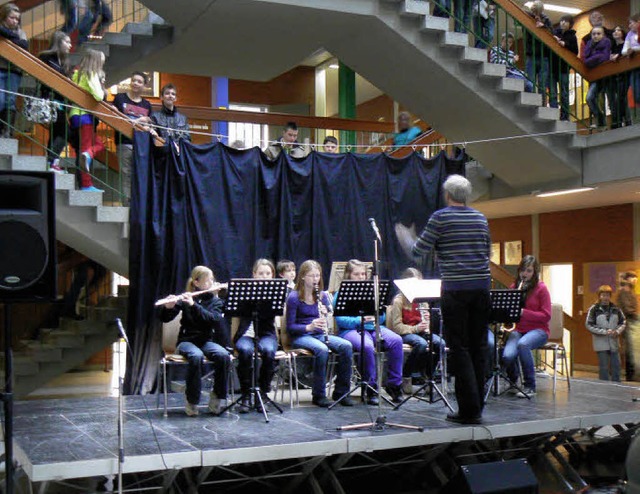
11, 375, 640, 488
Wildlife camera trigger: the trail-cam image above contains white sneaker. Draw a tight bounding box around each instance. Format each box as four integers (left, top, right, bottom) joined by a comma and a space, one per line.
402, 377, 413, 395
185, 402, 199, 416
208, 393, 227, 415
517, 387, 536, 398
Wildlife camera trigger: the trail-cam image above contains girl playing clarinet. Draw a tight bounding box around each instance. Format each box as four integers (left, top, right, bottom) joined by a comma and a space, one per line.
285, 260, 354, 407
159, 265, 230, 416
334, 259, 404, 404
234, 259, 279, 413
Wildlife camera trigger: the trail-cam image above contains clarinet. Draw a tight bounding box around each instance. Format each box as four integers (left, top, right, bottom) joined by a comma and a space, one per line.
418, 302, 430, 338
315, 284, 330, 344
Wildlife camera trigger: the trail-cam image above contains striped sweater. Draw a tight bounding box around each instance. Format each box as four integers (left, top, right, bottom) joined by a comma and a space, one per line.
412, 206, 491, 291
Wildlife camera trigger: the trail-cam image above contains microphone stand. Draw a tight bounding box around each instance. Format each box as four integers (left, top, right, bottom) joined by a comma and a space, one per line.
337, 233, 422, 432
115, 319, 127, 494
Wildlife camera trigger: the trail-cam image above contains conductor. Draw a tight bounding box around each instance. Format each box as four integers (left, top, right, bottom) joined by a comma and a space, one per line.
395, 174, 492, 424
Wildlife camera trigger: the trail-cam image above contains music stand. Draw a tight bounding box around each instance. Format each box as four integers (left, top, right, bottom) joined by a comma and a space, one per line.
392, 279, 454, 412
484, 289, 530, 401
329, 280, 394, 409
219, 278, 288, 422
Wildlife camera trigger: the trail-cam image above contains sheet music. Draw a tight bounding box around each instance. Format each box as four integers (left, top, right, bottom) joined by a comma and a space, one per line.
394, 279, 442, 302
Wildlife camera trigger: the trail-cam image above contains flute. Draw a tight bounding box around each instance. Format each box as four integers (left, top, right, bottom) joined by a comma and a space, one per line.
315, 284, 330, 344
154, 282, 228, 307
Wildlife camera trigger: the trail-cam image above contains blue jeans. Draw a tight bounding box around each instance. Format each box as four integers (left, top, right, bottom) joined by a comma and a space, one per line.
402, 332, 445, 377
291, 334, 352, 399
587, 82, 606, 127
502, 329, 548, 390
473, 16, 494, 49
60, 0, 78, 33
597, 350, 621, 382
177, 340, 230, 405
0, 70, 22, 113
453, 0, 471, 33
235, 334, 278, 393
556, 72, 570, 120
340, 327, 403, 387
631, 70, 640, 106
525, 57, 553, 105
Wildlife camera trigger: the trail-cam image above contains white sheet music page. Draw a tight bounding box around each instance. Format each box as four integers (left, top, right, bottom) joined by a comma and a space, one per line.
394, 279, 442, 302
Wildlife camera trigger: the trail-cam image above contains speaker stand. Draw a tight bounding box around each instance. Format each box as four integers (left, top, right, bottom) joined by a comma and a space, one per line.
1, 303, 15, 494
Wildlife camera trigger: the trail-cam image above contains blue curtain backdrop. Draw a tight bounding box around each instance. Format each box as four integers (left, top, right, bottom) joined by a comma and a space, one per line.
124, 135, 465, 394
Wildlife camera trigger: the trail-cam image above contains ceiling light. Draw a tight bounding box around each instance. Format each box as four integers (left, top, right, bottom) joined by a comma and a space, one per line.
524, 2, 581, 14
535, 187, 595, 198
329, 64, 339, 69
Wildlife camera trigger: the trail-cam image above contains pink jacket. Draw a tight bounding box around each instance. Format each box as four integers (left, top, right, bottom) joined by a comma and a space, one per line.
511, 281, 551, 336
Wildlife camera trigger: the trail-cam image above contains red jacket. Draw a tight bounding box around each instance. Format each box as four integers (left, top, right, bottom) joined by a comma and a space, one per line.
510, 281, 551, 336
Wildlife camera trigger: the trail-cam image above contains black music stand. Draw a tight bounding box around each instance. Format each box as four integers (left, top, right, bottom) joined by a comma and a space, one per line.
329, 280, 394, 409
219, 278, 288, 422
392, 279, 454, 412
484, 289, 530, 401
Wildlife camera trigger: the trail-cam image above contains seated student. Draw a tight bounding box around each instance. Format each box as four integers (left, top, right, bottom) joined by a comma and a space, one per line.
489, 32, 533, 92
264, 121, 309, 160
158, 265, 229, 416
112, 71, 152, 205
150, 83, 191, 153
277, 259, 296, 294
583, 26, 612, 128
234, 259, 279, 413
285, 260, 354, 407
334, 259, 404, 403
388, 267, 446, 395
502, 255, 550, 397
393, 112, 421, 148
323, 135, 339, 153
586, 285, 625, 382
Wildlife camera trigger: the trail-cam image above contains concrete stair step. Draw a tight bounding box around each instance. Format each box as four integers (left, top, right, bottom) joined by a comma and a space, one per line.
519, 92, 543, 107
21, 342, 63, 363
479, 62, 506, 79
10, 155, 47, 172
0, 137, 18, 155
60, 317, 107, 335
101, 32, 133, 47
68, 189, 104, 207
85, 305, 123, 322
117, 285, 130, 297
41, 328, 86, 348
102, 295, 129, 310
400, 0, 430, 17
441, 31, 469, 48
123, 22, 154, 36
535, 106, 560, 121
55, 173, 76, 191
460, 46, 487, 64
0, 354, 39, 376
420, 15, 449, 33
498, 77, 526, 93
96, 205, 129, 223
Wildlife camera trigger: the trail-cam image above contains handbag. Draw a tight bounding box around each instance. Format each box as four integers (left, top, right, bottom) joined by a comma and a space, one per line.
22, 97, 58, 125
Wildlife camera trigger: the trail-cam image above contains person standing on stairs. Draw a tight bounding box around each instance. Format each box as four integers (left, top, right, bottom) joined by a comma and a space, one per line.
0, 3, 28, 138
69, 49, 106, 192
38, 31, 73, 174
112, 71, 152, 206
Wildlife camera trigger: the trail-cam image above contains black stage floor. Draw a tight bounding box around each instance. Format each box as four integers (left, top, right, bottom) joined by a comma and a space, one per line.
11, 375, 640, 483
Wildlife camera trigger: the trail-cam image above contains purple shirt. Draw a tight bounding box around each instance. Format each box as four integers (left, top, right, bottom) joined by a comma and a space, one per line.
583, 37, 611, 68
622, 30, 640, 56
286, 290, 331, 338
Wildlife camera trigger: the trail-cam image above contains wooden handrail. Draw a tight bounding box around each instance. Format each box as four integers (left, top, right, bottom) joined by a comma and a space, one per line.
494, 0, 640, 82
0, 39, 134, 139
490, 262, 514, 287
149, 104, 396, 134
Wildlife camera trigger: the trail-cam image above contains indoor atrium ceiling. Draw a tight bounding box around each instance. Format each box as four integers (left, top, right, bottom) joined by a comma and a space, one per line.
513, 0, 621, 22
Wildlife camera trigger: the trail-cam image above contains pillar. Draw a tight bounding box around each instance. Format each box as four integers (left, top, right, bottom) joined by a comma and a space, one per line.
338, 62, 356, 149
211, 77, 229, 145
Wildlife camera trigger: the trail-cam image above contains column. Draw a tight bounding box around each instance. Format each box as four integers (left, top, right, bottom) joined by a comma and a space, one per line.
211, 77, 229, 145
338, 62, 356, 149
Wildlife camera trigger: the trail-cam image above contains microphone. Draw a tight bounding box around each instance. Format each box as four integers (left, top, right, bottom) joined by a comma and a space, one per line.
368, 217, 382, 242
115, 318, 129, 345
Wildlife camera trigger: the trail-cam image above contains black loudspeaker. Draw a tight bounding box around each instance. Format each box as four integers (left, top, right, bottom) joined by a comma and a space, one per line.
444, 459, 539, 494
0, 171, 56, 301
